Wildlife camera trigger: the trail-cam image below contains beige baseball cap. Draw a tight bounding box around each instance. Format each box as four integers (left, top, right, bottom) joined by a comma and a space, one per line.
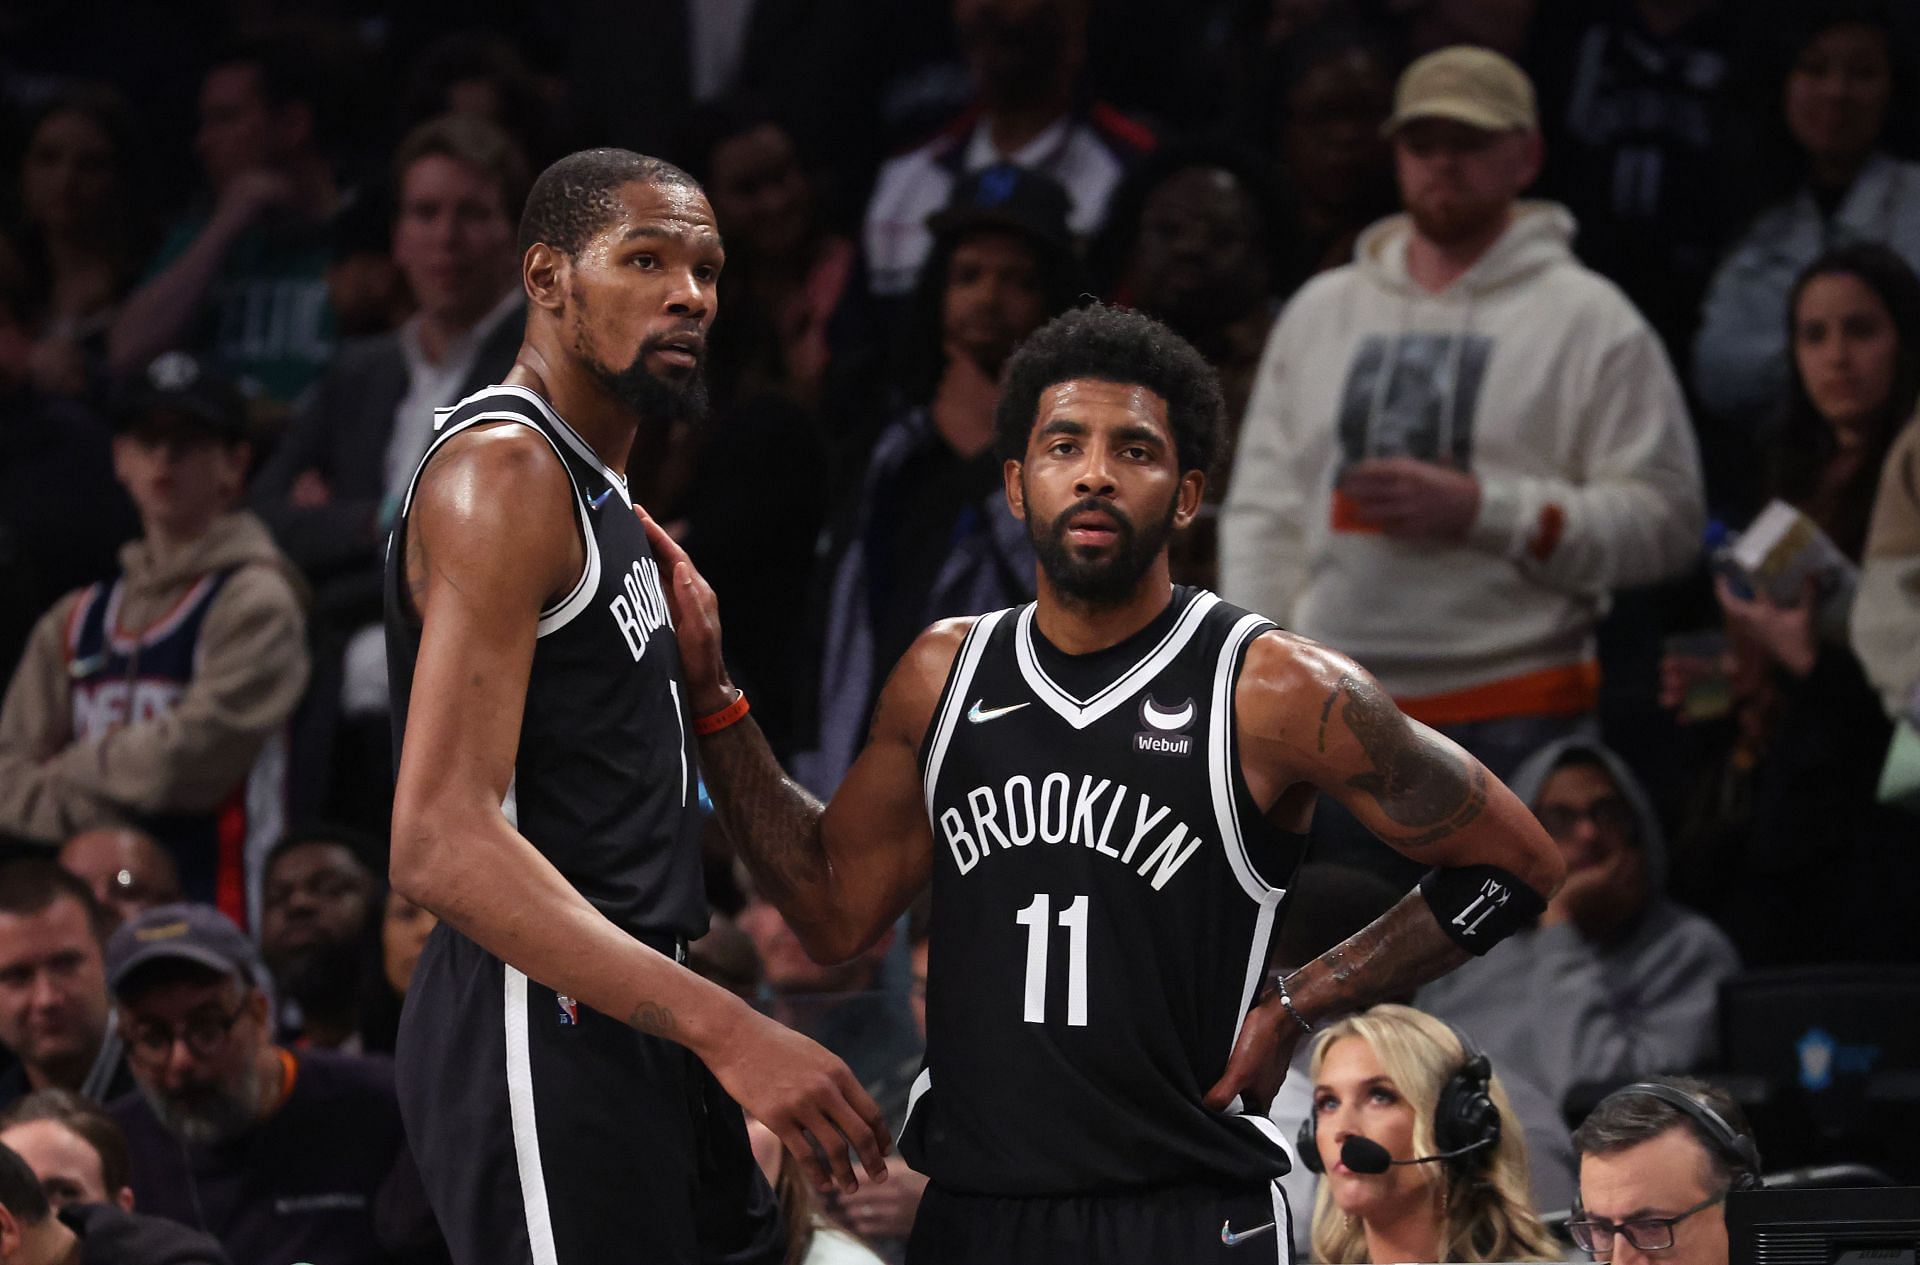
1384, 45, 1537, 136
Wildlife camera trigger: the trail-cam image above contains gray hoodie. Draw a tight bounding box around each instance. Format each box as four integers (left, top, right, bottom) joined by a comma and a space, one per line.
1417, 737, 1741, 1116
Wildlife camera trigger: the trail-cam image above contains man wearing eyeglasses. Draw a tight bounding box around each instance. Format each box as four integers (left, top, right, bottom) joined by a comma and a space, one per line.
101, 904, 411, 1265
1417, 738, 1739, 1111
1569, 1076, 1756, 1264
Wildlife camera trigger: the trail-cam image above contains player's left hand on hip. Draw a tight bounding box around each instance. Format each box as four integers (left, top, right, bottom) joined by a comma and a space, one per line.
635, 505, 734, 711
1339, 458, 1480, 542
1202, 993, 1300, 1115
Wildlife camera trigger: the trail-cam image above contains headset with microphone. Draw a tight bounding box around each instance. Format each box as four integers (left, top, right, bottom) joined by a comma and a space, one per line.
1296, 1022, 1501, 1178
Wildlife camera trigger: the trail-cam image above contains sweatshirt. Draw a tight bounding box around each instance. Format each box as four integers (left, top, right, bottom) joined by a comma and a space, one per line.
1220, 203, 1704, 710
1853, 415, 1920, 722
0, 512, 306, 912
1417, 736, 1740, 1111
62, 1202, 230, 1265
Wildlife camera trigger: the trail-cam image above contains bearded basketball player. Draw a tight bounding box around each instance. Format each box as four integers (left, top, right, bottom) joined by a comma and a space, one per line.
385, 148, 889, 1265
645, 302, 1564, 1263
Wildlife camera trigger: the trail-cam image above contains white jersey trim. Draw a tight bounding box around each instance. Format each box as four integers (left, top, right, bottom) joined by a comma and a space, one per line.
900, 1066, 933, 1139
397, 399, 602, 639
922, 609, 1009, 816
1209, 613, 1282, 904
486, 383, 631, 500
503, 966, 561, 1265
1012, 590, 1219, 731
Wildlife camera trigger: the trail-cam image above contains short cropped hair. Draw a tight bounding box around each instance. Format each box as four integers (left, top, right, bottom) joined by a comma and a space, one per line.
518, 148, 701, 257
994, 302, 1226, 479
394, 114, 531, 221
0, 859, 111, 944
0, 1089, 132, 1197
0, 1141, 50, 1225
1573, 1076, 1757, 1196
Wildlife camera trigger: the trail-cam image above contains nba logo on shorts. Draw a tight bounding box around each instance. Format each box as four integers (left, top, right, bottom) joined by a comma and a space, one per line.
557, 994, 580, 1026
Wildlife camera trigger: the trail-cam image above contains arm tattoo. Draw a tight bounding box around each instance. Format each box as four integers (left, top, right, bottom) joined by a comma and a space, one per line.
698, 719, 832, 916
1273, 890, 1470, 1025
627, 1001, 677, 1039
1330, 675, 1487, 847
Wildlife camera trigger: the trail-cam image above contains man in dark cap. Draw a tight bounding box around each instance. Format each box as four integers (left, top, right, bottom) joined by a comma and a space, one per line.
793, 162, 1084, 796
103, 904, 408, 1265
0, 354, 307, 928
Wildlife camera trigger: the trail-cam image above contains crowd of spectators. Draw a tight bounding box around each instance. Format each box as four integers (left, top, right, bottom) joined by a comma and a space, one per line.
0, 0, 1917, 1261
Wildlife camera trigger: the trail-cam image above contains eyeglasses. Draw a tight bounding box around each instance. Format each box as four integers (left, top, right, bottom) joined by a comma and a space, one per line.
122, 998, 250, 1065
1537, 797, 1636, 841
1568, 1192, 1725, 1256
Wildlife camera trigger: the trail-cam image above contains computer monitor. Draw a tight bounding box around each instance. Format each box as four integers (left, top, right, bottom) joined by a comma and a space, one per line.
1728, 1186, 1920, 1262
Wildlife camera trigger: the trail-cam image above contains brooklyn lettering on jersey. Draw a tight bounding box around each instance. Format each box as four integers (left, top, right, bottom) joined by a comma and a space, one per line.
608, 556, 673, 662
937, 772, 1205, 891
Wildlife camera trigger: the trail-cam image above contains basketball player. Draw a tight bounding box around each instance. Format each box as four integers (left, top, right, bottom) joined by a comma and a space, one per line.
645, 303, 1565, 1263
383, 149, 890, 1265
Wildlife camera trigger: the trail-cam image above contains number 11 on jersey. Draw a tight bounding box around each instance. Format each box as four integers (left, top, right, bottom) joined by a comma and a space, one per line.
1015, 893, 1089, 1026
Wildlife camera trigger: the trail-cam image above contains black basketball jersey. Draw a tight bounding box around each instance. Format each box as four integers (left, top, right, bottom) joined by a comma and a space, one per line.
900, 587, 1308, 1196
384, 384, 706, 939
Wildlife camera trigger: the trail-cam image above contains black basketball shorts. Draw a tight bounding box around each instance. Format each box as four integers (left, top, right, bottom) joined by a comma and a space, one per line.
904, 1178, 1295, 1265
395, 926, 783, 1265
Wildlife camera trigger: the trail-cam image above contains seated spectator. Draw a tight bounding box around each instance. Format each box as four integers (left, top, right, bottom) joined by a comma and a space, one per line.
257, 829, 378, 1051
1221, 46, 1702, 876
0, 862, 132, 1110
744, 1116, 887, 1265
1303, 1004, 1560, 1263
687, 100, 856, 411
252, 114, 526, 827
1692, 3, 1920, 444
1666, 242, 1920, 964
1571, 1076, 1761, 1265
791, 164, 1081, 794
862, 0, 1154, 302
1419, 737, 1740, 1115
105, 905, 409, 1265
108, 35, 346, 417
55, 832, 179, 930
360, 888, 437, 1054
0, 1089, 133, 1211
0, 354, 306, 925
0, 1139, 228, 1265
3, 85, 147, 403
1854, 410, 1920, 724
399, 30, 566, 172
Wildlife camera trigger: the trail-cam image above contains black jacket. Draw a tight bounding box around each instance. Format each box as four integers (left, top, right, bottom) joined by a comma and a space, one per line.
62, 1203, 229, 1265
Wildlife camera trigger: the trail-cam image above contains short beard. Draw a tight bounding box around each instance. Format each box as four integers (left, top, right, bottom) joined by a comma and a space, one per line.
142, 1056, 263, 1147
571, 293, 709, 428
269, 937, 365, 1030
1026, 487, 1177, 607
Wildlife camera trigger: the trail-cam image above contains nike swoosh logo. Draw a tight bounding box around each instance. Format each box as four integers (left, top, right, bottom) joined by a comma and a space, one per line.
967, 699, 1030, 724
589, 487, 616, 509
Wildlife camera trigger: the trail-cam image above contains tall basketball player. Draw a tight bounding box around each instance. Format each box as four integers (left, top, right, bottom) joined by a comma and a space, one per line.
645, 303, 1566, 1263
384, 149, 890, 1265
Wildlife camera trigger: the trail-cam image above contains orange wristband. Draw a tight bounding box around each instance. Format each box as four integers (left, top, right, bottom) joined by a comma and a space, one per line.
692, 691, 750, 736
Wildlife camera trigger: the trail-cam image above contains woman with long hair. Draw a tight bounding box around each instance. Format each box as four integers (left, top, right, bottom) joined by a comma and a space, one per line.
1304, 1005, 1558, 1264
1667, 241, 1920, 964
1692, 0, 1920, 442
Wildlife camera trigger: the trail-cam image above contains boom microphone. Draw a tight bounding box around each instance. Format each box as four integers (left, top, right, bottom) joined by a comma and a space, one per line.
1340, 1134, 1495, 1173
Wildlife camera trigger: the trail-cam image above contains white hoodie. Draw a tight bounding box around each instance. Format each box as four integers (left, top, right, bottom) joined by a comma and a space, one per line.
1220, 202, 1703, 704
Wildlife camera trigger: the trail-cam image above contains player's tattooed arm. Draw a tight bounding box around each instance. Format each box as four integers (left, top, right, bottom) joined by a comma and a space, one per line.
1322, 673, 1488, 848
641, 508, 948, 962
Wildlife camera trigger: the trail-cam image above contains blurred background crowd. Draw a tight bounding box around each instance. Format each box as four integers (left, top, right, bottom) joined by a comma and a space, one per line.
0, 0, 1918, 1261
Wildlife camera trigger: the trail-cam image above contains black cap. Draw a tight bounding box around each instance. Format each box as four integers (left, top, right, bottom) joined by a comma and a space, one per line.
105, 903, 262, 999
113, 352, 247, 444
927, 162, 1075, 256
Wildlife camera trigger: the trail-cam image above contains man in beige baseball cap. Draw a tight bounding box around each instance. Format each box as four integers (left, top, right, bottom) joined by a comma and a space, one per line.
1384, 44, 1538, 137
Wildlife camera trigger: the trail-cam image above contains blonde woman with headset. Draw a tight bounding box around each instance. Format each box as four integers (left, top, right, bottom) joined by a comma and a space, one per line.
1299, 1004, 1559, 1263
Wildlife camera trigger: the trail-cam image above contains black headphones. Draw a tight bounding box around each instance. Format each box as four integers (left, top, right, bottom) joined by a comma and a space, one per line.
1297, 1021, 1502, 1176
1592, 1082, 1764, 1192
